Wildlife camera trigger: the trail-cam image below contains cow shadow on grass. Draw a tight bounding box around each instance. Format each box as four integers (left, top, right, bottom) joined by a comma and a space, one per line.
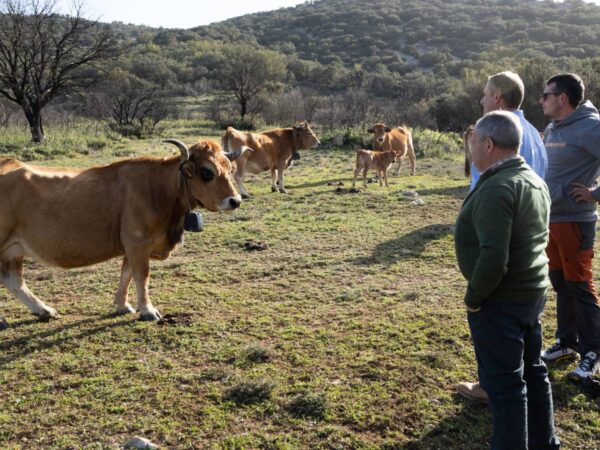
0, 313, 135, 368
400, 398, 491, 449
350, 223, 454, 267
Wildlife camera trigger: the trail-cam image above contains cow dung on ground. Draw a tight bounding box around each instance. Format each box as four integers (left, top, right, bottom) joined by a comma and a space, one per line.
244, 241, 269, 251
156, 313, 194, 326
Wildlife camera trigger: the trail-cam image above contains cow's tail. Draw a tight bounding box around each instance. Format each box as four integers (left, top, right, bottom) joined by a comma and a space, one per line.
222, 127, 234, 153
463, 125, 474, 178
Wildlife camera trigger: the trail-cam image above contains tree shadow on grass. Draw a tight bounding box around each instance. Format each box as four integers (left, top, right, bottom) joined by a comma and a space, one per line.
400, 398, 491, 450
0, 313, 135, 368
349, 223, 455, 267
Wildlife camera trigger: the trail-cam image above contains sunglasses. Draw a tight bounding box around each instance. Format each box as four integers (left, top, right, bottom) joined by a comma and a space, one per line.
540, 92, 561, 101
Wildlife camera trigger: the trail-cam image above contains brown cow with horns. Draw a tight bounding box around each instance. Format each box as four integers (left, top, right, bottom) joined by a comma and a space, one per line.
368, 123, 416, 176
0, 139, 243, 327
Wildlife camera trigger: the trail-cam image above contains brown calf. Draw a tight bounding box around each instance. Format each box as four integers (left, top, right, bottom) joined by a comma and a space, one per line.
352, 150, 398, 188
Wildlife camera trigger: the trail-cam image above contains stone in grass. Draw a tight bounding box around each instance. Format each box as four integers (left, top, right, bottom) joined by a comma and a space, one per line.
286, 392, 327, 420
123, 436, 158, 449
224, 377, 275, 405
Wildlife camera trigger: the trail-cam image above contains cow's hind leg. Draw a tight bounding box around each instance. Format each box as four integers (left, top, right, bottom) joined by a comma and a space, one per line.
352, 166, 361, 188
271, 168, 279, 192
1, 258, 58, 321
395, 157, 404, 176
114, 257, 135, 315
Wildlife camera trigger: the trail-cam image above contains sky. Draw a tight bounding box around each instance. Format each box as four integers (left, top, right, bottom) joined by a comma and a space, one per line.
56, 1, 307, 29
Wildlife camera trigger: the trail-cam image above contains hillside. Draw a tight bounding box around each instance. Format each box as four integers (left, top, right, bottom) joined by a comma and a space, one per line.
192, 0, 600, 74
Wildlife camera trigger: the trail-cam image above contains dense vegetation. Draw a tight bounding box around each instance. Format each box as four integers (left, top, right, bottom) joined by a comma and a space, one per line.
3, 0, 600, 136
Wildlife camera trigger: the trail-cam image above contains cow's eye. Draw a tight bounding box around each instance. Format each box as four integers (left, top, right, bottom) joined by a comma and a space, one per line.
200, 167, 214, 182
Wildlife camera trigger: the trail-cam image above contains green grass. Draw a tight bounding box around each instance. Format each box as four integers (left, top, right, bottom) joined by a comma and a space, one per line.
0, 132, 599, 449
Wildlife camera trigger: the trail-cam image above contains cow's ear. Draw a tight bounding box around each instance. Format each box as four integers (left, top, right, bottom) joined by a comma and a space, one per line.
384, 127, 391, 132
181, 161, 195, 178
367, 128, 374, 133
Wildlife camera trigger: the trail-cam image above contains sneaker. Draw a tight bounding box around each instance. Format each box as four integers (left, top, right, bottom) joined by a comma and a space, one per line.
568, 351, 600, 381
541, 339, 577, 362
581, 376, 600, 398
457, 381, 489, 402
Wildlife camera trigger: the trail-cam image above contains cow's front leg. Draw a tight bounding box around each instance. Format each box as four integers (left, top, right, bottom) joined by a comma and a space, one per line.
362, 167, 369, 188
383, 170, 389, 187
277, 165, 287, 194
114, 257, 135, 315
126, 250, 161, 321
234, 165, 251, 199
271, 168, 279, 192
1, 258, 58, 321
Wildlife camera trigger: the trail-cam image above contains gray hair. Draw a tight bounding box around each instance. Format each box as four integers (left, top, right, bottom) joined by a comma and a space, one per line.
487, 71, 525, 109
474, 110, 522, 153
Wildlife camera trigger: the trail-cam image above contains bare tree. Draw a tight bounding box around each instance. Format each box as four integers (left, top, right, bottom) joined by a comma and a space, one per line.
0, 0, 117, 142
219, 46, 286, 126
84, 74, 171, 137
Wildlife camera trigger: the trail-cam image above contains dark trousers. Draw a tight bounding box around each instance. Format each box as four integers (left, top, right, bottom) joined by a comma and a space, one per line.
468, 297, 560, 450
546, 222, 600, 354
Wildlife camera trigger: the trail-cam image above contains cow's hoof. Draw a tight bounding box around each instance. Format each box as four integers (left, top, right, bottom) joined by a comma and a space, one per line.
116, 304, 136, 315
271, 186, 278, 193
0, 317, 9, 330
279, 189, 288, 194
139, 310, 162, 322
33, 306, 59, 321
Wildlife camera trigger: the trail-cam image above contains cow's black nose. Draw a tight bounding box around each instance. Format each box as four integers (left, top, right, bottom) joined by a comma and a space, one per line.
229, 197, 241, 209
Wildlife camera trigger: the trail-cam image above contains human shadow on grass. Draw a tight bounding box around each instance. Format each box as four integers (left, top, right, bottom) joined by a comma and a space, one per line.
0, 313, 135, 368
399, 398, 491, 450
349, 223, 454, 267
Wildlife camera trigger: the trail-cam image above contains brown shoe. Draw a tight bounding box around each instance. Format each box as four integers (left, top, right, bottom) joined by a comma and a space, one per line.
457, 381, 489, 402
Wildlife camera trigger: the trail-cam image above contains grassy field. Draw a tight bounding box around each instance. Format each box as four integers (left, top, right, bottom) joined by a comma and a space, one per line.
1, 129, 599, 449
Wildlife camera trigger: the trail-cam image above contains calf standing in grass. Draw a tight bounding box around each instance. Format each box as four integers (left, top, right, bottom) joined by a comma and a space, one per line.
352, 150, 398, 188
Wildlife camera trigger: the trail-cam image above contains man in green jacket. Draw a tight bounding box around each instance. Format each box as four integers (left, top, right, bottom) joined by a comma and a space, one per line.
455, 111, 560, 450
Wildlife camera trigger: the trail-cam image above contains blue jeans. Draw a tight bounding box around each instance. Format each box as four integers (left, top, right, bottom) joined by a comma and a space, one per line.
468, 297, 560, 450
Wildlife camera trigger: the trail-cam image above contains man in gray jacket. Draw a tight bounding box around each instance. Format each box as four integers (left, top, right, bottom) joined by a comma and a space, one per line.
541, 73, 600, 380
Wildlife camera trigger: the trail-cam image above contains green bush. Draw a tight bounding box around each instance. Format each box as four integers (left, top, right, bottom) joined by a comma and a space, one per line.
412, 128, 462, 158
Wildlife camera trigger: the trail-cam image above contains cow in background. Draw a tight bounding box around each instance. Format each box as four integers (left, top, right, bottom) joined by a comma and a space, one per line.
222, 121, 320, 197
368, 123, 416, 176
0, 139, 242, 327
352, 150, 398, 188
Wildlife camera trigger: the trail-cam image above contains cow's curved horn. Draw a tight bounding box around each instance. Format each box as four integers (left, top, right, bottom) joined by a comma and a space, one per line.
163, 139, 189, 161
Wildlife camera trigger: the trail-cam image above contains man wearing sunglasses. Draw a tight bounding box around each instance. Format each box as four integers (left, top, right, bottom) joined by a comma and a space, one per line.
540, 73, 600, 381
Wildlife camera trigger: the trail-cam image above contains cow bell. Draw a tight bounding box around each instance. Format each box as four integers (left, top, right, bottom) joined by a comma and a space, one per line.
184, 211, 203, 232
